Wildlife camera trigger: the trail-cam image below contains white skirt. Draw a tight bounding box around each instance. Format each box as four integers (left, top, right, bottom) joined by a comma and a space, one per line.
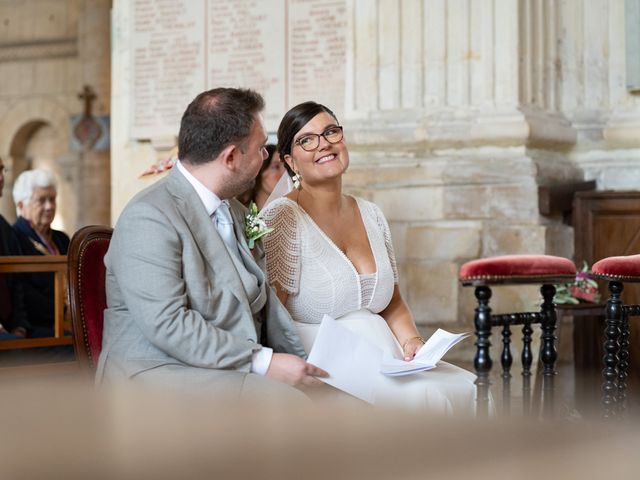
294, 309, 479, 414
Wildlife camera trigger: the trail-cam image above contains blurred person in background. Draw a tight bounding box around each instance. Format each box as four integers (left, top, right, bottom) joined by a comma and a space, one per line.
0, 157, 29, 340
12, 169, 70, 338
237, 144, 286, 210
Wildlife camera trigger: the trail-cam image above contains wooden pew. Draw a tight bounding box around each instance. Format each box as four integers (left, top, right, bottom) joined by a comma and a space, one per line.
0, 255, 72, 350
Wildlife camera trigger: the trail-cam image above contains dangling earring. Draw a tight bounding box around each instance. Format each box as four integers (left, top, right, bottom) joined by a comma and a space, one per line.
292, 172, 302, 190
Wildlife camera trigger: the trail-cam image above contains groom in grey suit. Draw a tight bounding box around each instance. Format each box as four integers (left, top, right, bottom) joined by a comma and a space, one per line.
97, 88, 326, 398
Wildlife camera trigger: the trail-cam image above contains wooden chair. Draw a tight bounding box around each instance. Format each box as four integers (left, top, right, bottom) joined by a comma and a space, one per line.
0, 255, 71, 350
68, 225, 112, 371
459, 255, 577, 417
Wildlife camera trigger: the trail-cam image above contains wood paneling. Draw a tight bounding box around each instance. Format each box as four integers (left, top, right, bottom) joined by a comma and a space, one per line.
574, 191, 640, 390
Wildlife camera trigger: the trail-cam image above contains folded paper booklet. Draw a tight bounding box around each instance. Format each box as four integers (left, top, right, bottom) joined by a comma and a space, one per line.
380, 329, 471, 376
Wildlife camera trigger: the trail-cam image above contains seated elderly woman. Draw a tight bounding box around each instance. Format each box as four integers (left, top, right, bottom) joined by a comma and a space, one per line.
12, 169, 70, 338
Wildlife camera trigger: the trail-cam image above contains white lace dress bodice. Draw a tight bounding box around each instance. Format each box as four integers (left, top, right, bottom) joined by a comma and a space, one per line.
262, 197, 398, 324
262, 196, 480, 413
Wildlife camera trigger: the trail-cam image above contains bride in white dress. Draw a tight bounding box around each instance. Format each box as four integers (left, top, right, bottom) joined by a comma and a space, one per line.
262, 101, 477, 413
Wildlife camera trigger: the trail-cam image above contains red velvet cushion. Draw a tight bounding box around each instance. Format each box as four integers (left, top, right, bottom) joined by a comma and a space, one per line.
592, 254, 640, 281
459, 255, 576, 285
79, 238, 109, 361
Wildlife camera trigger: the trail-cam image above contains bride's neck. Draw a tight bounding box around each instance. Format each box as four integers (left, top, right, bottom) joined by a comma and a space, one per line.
298, 180, 343, 214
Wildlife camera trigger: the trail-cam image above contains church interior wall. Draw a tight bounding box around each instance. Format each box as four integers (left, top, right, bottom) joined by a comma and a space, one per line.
0, 0, 111, 233
15, 0, 628, 362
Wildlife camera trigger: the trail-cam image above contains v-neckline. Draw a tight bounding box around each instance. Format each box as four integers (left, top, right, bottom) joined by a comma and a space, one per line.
282, 197, 378, 277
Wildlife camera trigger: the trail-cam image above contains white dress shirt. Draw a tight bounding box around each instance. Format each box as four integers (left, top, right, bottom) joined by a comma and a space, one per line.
175, 160, 273, 375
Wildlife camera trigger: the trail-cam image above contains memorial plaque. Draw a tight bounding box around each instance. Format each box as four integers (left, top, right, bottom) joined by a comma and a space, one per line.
130, 0, 347, 139
131, 0, 205, 139
287, 0, 347, 119
207, 0, 286, 131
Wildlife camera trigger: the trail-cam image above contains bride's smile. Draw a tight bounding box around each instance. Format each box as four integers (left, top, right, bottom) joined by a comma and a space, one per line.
315, 153, 337, 164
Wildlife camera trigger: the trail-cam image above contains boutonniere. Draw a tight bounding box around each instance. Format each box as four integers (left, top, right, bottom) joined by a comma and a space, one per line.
243, 202, 273, 249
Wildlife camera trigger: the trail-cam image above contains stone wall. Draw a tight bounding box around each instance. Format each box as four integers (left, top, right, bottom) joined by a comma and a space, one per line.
0, 0, 111, 233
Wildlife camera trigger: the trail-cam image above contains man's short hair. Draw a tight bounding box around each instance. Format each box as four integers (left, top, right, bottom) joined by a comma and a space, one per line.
178, 88, 265, 165
12, 169, 57, 210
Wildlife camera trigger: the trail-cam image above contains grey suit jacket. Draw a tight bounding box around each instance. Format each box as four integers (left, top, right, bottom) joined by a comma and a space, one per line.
97, 167, 306, 392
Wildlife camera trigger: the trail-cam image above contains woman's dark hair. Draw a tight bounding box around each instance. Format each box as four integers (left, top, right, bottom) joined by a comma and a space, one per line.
276, 101, 339, 175
178, 88, 264, 165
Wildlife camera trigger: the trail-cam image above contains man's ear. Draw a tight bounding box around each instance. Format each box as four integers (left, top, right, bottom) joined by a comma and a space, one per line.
16, 201, 24, 213
217, 144, 239, 171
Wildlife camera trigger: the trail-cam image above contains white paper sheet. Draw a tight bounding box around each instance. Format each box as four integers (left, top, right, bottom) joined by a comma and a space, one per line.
307, 315, 383, 404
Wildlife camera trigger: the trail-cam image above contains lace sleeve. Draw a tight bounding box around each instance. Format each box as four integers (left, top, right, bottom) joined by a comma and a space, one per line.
261, 200, 301, 295
371, 202, 399, 284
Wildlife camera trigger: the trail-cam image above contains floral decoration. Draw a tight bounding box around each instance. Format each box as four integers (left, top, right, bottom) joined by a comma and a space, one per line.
554, 261, 601, 304
243, 202, 273, 249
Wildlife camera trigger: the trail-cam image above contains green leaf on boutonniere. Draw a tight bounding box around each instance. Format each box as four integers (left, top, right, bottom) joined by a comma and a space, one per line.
243, 202, 273, 249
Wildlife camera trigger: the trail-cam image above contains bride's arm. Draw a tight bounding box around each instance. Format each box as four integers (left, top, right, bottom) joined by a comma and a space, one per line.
380, 286, 425, 361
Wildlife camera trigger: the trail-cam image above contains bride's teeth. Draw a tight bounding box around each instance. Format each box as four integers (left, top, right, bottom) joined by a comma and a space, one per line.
317, 154, 335, 163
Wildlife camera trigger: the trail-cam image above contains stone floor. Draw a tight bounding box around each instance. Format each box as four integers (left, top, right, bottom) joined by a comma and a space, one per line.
458, 357, 640, 421
2, 333, 639, 422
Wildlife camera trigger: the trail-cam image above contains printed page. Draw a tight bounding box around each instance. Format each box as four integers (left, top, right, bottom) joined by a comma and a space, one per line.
307, 315, 383, 404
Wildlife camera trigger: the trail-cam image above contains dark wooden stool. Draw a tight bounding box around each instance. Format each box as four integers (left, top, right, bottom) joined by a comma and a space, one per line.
459, 255, 577, 417
591, 254, 640, 418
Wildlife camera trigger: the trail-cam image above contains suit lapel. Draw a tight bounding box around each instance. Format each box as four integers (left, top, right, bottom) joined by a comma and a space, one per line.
228, 200, 265, 285
165, 169, 251, 311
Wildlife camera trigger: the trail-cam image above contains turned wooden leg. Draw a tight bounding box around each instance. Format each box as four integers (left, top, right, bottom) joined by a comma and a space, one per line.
501, 324, 512, 415
540, 284, 558, 376
521, 322, 533, 416
540, 284, 557, 419
602, 281, 622, 419
616, 311, 630, 416
474, 286, 492, 417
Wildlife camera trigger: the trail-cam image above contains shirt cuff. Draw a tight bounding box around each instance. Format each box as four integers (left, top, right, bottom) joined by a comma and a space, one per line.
251, 347, 273, 376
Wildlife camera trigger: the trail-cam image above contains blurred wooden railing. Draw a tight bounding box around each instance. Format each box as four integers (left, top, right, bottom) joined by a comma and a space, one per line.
0, 255, 72, 350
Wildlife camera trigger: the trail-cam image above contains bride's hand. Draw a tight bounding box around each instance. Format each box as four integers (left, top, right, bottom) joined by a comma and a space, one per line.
402, 337, 425, 361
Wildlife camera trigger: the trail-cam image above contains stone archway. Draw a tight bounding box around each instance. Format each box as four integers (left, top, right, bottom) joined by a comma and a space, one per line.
0, 98, 70, 156
0, 99, 76, 230
11, 122, 75, 232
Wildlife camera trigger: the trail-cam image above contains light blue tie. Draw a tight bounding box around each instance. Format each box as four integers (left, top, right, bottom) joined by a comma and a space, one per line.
214, 201, 241, 260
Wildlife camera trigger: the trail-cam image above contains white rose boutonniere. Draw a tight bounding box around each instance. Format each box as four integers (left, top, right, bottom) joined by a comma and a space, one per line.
243, 202, 273, 249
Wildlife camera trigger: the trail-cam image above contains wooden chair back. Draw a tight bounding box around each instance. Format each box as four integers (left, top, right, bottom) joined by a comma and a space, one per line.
67, 225, 112, 370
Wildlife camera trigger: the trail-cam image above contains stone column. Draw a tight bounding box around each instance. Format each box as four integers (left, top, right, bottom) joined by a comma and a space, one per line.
76, 0, 112, 228
341, 0, 579, 338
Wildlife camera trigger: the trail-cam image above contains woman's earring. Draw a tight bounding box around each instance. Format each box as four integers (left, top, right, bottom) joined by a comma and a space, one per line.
292, 172, 302, 190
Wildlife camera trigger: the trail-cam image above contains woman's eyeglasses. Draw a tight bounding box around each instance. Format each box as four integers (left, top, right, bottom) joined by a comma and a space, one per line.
294, 126, 343, 152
